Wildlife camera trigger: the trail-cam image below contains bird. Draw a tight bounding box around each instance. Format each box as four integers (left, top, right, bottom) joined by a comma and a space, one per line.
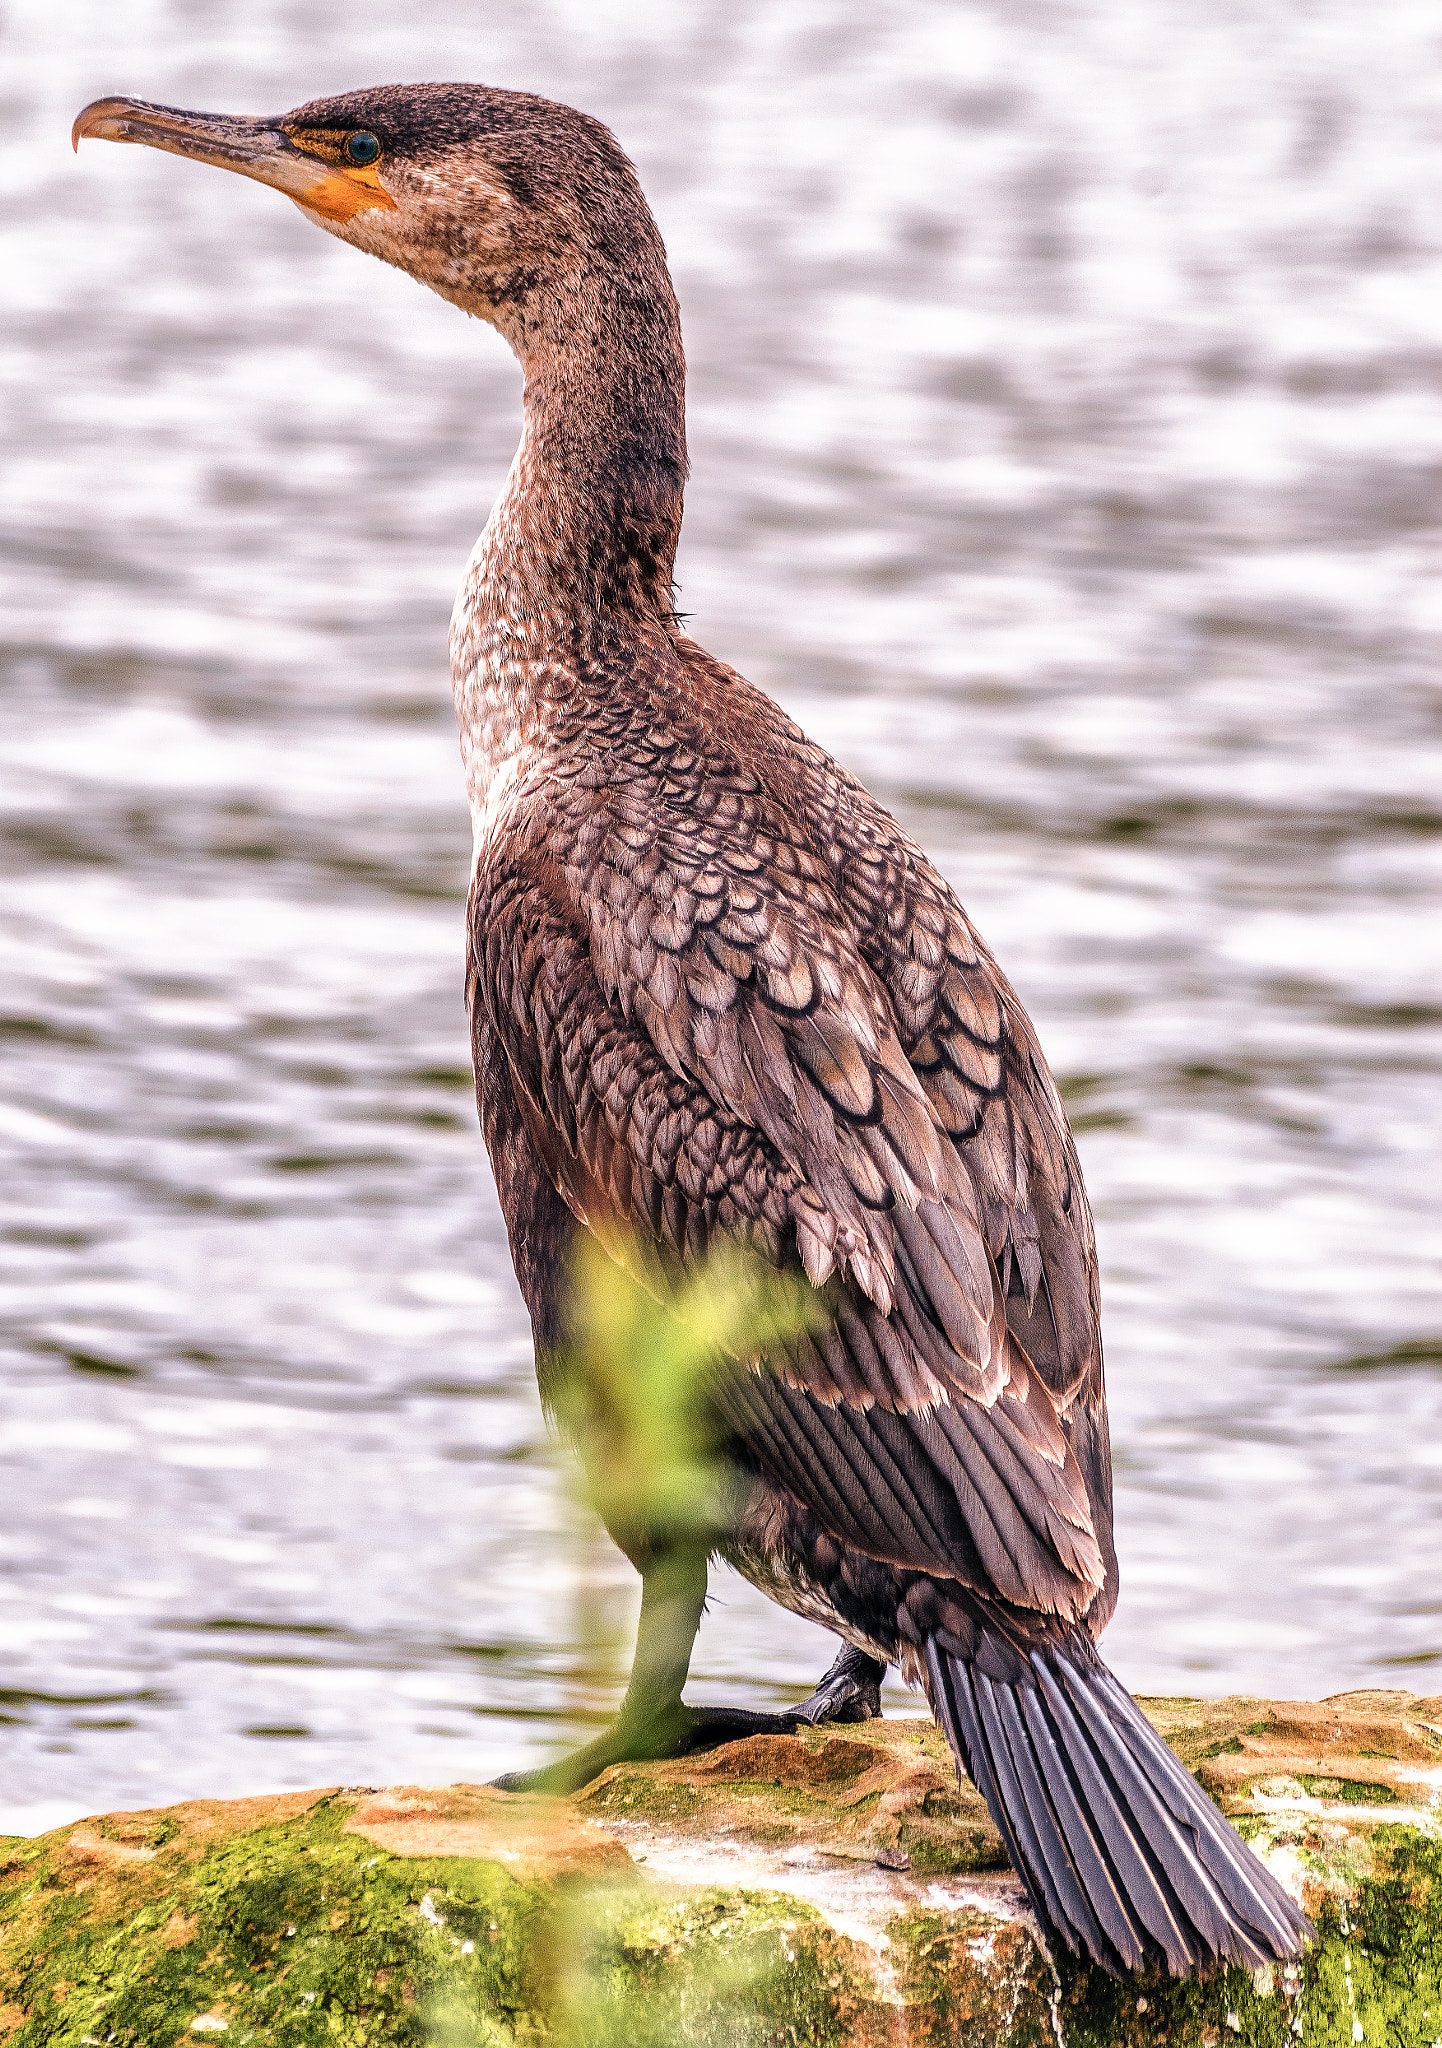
74, 81, 1311, 1979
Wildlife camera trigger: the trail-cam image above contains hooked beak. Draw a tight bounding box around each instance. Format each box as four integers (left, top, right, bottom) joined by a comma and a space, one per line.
71, 97, 395, 222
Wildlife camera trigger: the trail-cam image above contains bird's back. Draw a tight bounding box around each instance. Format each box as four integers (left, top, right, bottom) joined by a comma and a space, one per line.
463, 612, 1116, 1622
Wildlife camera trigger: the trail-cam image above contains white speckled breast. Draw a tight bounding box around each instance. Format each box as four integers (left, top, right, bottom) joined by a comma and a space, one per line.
448, 445, 562, 872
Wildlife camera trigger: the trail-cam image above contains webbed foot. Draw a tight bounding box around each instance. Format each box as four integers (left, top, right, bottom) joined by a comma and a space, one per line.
791, 1642, 886, 1725
490, 1644, 888, 1794
490, 1698, 805, 1795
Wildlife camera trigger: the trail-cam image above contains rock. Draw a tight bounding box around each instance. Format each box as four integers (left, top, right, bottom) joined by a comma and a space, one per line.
342, 1784, 635, 1882
1, 1690, 1439, 2045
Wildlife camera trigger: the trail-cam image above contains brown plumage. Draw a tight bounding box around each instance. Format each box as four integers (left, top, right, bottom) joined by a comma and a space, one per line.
75, 81, 1310, 1978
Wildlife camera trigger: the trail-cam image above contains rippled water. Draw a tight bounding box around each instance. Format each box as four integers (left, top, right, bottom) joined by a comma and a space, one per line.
3, 0, 1440, 1834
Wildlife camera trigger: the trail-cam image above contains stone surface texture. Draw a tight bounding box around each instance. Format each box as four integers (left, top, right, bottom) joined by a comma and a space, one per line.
1, 1691, 1439, 2046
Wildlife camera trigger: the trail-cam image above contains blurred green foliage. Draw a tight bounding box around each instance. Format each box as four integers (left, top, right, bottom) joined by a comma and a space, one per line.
551, 1235, 821, 1553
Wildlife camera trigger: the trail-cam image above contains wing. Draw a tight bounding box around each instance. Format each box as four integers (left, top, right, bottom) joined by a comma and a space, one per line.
472, 718, 1108, 1622
825, 783, 1102, 1411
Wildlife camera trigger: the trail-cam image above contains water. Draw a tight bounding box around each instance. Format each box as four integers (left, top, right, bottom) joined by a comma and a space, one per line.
3, 0, 1440, 1835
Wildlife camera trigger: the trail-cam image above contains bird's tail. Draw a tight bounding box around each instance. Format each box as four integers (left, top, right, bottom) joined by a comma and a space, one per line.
924, 1635, 1311, 1976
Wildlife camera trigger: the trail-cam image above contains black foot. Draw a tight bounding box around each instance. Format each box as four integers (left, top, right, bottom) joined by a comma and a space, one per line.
791, 1643, 886, 1725
490, 1699, 806, 1796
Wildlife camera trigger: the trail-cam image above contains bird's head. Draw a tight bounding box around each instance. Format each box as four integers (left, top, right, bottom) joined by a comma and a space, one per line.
72, 82, 670, 349
74, 81, 689, 606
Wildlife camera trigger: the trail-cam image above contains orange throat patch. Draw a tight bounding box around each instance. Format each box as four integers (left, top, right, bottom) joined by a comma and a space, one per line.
294, 165, 396, 222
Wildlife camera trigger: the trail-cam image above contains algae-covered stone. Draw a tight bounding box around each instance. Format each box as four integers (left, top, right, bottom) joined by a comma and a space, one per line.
2, 1691, 1439, 2046
574, 1717, 1010, 1876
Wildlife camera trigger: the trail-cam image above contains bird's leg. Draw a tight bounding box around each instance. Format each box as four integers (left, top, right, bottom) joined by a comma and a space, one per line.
791, 1642, 886, 1725
491, 1547, 859, 1794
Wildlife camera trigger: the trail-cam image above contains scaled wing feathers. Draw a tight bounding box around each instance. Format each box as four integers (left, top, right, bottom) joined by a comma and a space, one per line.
471, 689, 1107, 1619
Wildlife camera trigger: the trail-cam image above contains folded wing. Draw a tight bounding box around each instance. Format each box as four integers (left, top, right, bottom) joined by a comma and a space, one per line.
471, 735, 1108, 1622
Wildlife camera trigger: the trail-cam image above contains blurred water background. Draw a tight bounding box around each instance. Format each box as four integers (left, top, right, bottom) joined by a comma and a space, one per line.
2, 0, 1441, 1836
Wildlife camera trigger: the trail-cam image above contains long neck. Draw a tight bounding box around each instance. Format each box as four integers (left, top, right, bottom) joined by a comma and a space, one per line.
481, 270, 687, 631
451, 261, 688, 824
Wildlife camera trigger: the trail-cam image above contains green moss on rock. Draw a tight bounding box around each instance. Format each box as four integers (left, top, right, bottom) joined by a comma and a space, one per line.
3, 1690, 1439, 2046
1052, 1828, 1442, 2048
0, 1791, 562, 2046
575, 1722, 1010, 1876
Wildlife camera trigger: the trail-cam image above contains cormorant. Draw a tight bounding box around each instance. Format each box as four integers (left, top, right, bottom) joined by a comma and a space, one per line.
74, 83, 1310, 1978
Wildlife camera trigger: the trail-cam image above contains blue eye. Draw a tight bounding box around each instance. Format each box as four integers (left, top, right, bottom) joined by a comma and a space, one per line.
346, 131, 381, 166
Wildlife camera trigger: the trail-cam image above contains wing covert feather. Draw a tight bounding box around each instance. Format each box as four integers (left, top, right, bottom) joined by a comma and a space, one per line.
469, 674, 1107, 1620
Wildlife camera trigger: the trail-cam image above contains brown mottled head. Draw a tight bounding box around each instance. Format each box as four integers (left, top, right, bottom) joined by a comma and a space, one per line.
74, 82, 688, 613
73, 82, 673, 341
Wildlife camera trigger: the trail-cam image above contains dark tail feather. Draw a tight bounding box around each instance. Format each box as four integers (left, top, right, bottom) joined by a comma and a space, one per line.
925, 1636, 1312, 1976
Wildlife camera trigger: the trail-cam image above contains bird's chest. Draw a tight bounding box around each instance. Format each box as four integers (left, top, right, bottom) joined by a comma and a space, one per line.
451, 644, 524, 851
451, 630, 573, 883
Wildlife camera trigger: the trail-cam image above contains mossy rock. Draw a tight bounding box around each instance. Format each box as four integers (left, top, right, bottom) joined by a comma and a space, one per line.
2, 1692, 1439, 2045
573, 1719, 1009, 1877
